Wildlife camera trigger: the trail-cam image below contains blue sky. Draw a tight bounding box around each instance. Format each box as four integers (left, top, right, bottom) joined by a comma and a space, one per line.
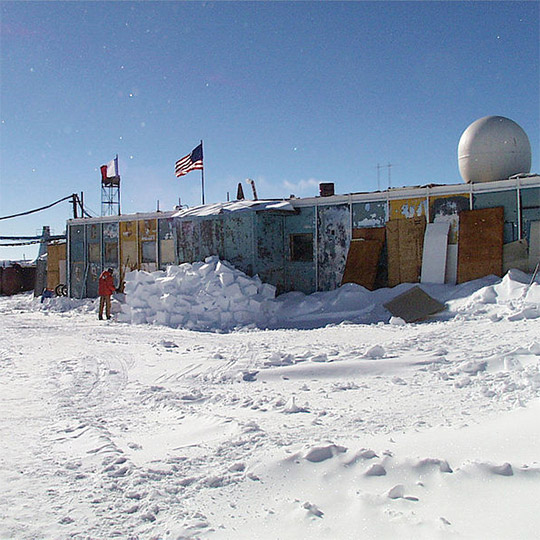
1, 1, 538, 261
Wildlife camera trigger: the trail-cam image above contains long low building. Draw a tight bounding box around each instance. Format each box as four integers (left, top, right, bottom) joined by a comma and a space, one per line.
66, 175, 540, 298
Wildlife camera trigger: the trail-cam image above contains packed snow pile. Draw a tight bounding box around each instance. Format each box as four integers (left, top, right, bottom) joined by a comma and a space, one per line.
118, 256, 276, 331
118, 259, 540, 332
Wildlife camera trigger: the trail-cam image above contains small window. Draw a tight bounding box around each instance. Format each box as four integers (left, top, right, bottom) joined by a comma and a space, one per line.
290, 233, 313, 262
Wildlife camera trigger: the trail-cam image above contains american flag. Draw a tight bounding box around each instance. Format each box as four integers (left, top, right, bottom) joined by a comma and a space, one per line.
175, 143, 203, 178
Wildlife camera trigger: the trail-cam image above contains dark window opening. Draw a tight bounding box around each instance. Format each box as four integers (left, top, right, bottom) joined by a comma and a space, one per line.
290, 233, 313, 262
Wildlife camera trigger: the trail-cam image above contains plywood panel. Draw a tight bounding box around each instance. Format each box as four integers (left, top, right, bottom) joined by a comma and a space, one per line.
386, 220, 400, 287
387, 217, 426, 286
352, 227, 386, 242
47, 243, 67, 289
457, 207, 504, 284
341, 239, 383, 290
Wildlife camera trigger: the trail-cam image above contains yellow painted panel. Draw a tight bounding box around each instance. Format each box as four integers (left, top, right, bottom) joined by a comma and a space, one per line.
139, 219, 157, 241
389, 198, 427, 221
119, 221, 138, 271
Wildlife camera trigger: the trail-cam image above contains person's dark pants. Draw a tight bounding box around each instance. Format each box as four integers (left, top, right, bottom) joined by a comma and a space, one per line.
99, 295, 112, 319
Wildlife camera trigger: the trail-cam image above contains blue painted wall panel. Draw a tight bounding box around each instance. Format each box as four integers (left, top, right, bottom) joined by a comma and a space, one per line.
283, 207, 316, 294
521, 187, 540, 244
255, 213, 285, 291
352, 201, 386, 228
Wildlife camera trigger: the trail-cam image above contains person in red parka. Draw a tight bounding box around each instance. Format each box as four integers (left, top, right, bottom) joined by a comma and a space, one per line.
98, 268, 116, 320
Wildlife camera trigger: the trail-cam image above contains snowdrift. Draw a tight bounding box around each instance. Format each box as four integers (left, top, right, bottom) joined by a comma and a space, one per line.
117, 258, 540, 332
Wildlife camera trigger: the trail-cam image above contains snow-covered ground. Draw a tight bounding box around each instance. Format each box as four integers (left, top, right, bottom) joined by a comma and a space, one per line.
1, 266, 539, 539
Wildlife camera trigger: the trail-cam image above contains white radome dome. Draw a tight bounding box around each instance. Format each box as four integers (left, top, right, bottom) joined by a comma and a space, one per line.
458, 116, 531, 183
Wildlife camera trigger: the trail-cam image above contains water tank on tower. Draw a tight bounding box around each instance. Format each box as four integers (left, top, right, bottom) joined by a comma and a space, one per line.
458, 116, 531, 183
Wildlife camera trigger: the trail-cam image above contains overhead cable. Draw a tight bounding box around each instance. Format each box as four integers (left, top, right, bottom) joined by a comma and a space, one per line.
0, 194, 74, 221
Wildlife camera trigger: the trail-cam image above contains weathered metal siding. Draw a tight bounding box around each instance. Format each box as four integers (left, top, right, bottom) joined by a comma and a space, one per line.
120, 221, 138, 271
473, 191, 518, 243
521, 187, 540, 244
317, 204, 350, 291
138, 219, 158, 272
224, 214, 254, 276
86, 223, 101, 297
158, 218, 176, 268
68, 224, 85, 298
198, 218, 225, 261
352, 201, 387, 228
103, 223, 119, 268
283, 207, 316, 294
176, 220, 198, 263
255, 213, 285, 292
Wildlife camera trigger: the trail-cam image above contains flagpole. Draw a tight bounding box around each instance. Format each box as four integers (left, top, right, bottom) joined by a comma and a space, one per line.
200, 139, 205, 205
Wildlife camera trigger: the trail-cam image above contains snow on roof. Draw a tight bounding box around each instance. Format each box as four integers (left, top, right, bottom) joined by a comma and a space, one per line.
171, 199, 295, 218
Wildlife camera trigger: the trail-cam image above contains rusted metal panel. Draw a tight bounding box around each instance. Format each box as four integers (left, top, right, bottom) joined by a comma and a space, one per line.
386, 217, 426, 286
317, 204, 350, 291
352, 201, 387, 228
199, 218, 225, 261
473, 191, 518, 243
224, 214, 254, 275
389, 197, 427, 221
176, 220, 198, 263
429, 194, 469, 244
457, 207, 504, 284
